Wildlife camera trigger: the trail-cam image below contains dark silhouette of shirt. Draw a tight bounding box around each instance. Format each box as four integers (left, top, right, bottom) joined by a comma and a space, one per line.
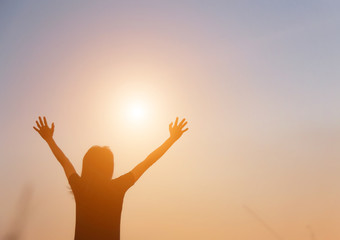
68, 172, 136, 240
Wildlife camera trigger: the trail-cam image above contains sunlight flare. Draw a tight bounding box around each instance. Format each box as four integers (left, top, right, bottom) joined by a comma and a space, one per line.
126, 101, 147, 123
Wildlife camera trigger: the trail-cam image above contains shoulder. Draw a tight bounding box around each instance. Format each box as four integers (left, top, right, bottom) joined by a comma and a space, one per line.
112, 172, 136, 191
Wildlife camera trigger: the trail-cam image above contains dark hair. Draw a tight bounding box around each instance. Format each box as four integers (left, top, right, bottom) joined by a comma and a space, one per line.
81, 146, 114, 182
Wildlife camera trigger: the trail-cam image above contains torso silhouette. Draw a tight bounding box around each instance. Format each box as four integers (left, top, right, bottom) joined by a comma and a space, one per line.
68, 172, 136, 240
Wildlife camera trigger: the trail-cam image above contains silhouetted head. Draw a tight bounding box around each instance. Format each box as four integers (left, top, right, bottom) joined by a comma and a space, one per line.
81, 146, 114, 182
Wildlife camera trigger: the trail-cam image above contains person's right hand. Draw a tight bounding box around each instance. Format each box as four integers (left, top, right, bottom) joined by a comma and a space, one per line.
33, 116, 55, 142
169, 117, 188, 141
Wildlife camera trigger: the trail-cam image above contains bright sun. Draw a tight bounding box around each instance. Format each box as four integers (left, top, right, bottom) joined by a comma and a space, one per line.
127, 101, 147, 122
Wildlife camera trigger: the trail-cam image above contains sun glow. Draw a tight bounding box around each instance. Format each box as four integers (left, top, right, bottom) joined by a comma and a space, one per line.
126, 101, 147, 123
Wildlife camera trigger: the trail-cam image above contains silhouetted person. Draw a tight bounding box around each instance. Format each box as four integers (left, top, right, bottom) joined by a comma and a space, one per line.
33, 116, 188, 240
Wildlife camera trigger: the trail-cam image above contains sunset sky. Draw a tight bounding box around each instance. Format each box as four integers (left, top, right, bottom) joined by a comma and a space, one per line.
1, 1, 340, 239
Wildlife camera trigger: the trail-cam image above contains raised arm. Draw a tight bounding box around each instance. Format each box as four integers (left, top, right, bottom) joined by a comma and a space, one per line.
33, 116, 76, 178
131, 117, 188, 181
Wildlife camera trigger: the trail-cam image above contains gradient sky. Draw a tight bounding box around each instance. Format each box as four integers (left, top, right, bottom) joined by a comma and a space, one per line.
1, 1, 340, 239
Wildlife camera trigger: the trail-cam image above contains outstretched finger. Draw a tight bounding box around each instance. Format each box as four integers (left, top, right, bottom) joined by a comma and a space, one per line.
180, 121, 188, 129
169, 122, 173, 131
36, 120, 41, 129
179, 118, 186, 127
39, 116, 44, 127
174, 117, 179, 126
182, 128, 189, 133
51, 122, 55, 132
33, 126, 40, 132
43, 116, 48, 126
